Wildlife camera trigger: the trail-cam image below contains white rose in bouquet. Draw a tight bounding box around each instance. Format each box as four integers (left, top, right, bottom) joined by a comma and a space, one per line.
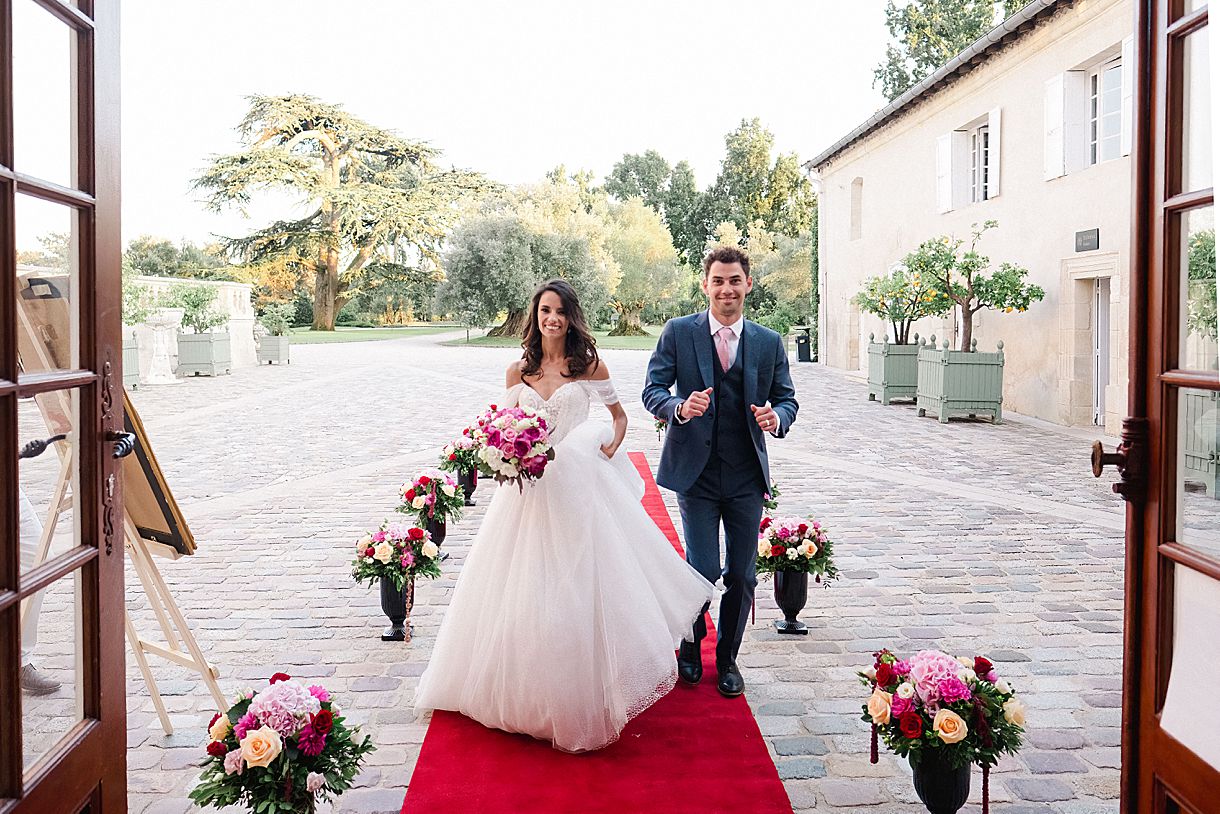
412, 496, 426, 510
421, 540, 439, 559
442, 484, 456, 497
373, 542, 394, 564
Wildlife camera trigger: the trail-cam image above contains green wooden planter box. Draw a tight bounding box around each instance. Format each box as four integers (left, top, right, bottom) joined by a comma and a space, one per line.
916, 338, 1005, 424
867, 333, 921, 404
177, 331, 232, 377
257, 335, 291, 365
1182, 388, 1219, 497
122, 335, 140, 389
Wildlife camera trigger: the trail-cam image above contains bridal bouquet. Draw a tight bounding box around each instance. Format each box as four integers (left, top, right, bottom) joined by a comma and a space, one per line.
189, 674, 375, 814
351, 521, 442, 590
756, 515, 838, 582
469, 404, 555, 487
860, 648, 1026, 810
398, 469, 464, 526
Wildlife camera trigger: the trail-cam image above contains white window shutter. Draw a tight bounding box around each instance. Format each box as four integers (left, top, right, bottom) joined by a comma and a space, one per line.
1063, 70, 1088, 173
936, 133, 953, 213
1044, 75, 1066, 179
951, 130, 972, 207
987, 107, 1002, 198
1121, 35, 1135, 156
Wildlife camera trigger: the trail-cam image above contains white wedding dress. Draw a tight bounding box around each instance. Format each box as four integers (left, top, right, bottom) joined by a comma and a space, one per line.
413, 378, 716, 752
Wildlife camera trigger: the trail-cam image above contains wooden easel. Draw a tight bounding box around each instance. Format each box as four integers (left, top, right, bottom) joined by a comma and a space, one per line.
17, 272, 225, 734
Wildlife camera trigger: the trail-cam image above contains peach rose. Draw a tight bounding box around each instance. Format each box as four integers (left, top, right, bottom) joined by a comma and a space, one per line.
867, 688, 893, 725
239, 726, 282, 768
933, 708, 968, 743
373, 541, 394, 564
208, 714, 231, 742
1002, 698, 1026, 726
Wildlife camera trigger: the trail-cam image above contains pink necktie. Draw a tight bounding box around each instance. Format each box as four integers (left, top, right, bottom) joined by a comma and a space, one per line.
715, 326, 734, 372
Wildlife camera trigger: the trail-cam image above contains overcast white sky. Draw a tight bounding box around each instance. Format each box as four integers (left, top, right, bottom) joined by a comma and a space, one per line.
18, 1, 892, 247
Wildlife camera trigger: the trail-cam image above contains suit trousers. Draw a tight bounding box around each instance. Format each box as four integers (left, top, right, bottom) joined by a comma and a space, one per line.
676, 457, 764, 667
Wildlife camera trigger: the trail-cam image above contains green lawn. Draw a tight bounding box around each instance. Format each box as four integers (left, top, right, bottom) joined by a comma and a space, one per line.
289, 325, 460, 344
445, 328, 660, 351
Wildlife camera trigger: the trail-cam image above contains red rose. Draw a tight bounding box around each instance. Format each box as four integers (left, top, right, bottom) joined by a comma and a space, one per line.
759, 516, 773, 532
209, 712, 221, 729
405, 489, 416, 502
770, 545, 786, 557
875, 663, 895, 687
974, 656, 993, 676
408, 527, 425, 541
207, 740, 228, 757
270, 672, 291, 684
899, 710, 924, 739
448, 453, 457, 461
798, 523, 809, 536
419, 476, 431, 486
490, 404, 498, 411
311, 709, 334, 734
365, 547, 375, 557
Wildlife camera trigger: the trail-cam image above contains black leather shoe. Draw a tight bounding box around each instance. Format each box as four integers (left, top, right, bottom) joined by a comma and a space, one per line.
677, 639, 703, 685
717, 662, 745, 698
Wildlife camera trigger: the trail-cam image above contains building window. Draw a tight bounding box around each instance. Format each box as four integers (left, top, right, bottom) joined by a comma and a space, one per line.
1089, 58, 1122, 165
970, 124, 990, 202
850, 177, 863, 240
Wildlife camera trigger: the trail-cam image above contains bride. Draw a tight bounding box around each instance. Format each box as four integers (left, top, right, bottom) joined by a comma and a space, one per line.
413, 279, 716, 753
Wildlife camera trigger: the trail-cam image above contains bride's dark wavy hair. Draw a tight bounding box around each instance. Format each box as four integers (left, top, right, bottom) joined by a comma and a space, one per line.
520, 279, 600, 379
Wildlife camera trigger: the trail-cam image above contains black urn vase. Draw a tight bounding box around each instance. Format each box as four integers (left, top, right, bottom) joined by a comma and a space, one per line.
379, 575, 416, 642
773, 570, 809, 635
458, 468, 478, 506
911, 752, 971, 814
427, 517, 447, 546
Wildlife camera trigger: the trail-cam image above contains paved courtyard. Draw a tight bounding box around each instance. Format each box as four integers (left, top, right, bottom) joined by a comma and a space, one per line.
23, 330, 1131, 812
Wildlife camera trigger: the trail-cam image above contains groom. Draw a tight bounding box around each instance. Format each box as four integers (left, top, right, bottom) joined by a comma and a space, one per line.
643, 246, 798, 698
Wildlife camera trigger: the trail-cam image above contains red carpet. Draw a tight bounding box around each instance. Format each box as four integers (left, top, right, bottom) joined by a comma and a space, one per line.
401, 452, 790, 814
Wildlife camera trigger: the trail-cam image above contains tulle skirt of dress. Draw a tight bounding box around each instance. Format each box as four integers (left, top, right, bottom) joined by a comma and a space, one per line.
413, 420, 716, 753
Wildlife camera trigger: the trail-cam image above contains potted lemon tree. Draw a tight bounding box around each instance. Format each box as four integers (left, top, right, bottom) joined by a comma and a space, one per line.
173, 284, 232, 377
257, 302, 293, 365
853, 263, 952, 404
907, 221, 1045, 423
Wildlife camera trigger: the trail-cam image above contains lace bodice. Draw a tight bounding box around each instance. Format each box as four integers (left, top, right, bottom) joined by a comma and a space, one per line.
508, 379, 619, 444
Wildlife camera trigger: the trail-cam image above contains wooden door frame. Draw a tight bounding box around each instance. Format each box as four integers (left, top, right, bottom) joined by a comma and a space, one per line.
0, 0, 126, 811
1124, 0, 1218, 811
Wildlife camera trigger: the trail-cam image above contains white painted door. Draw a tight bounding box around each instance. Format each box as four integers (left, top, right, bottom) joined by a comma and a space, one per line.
1092, 278, 1111, 425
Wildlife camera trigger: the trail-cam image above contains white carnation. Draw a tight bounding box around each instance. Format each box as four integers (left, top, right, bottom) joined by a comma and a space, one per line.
786, 548, 799, 560
896, 682, 916, 699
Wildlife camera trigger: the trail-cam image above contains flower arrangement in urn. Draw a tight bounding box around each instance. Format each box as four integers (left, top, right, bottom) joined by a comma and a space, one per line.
755, 514, 836, 635
438, 436, 481, 506
468, 403, 555, 488
352, 520, 443, 641
860, 648, 1026, 814
398, 469, 464, 543
189, 673, 374, 814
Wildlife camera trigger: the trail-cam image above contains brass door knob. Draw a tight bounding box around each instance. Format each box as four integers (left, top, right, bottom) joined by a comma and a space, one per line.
1091, 440, 1126, 478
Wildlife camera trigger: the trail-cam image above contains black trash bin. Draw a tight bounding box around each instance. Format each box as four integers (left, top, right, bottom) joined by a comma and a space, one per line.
795, 326, 812, 363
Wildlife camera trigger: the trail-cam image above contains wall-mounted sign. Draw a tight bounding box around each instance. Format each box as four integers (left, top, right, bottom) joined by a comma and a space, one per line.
1075, 228, 1100, 252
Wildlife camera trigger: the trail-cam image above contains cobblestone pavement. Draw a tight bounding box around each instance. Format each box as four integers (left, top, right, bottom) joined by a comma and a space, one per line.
19, 331, 1131, 812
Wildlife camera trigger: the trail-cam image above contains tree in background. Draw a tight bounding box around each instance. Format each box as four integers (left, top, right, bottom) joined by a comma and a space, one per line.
124, 235, 231, 280
16, 232, 71, 269
606, 199, 680, 336
874, 0, 1029, 101
605, 151, 672, 213
1187, 229, 1216, 342
194, 94, 489, 331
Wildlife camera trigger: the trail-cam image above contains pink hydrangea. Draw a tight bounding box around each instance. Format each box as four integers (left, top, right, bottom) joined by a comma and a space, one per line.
909, 650, 962, 709
233, 711, 258, 740
248, 680, 320, 738
938, 676, 973, 704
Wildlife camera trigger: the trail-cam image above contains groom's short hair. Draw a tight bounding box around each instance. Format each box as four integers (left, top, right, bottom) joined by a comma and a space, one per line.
702, 246, 750, 278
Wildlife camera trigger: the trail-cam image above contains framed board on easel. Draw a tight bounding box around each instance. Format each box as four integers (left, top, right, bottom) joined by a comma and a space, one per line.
17, 270, 223, 732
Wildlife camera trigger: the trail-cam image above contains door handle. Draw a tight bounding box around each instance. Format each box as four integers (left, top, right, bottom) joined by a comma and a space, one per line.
1091, 440, 1125, 478
18, 434, 68, 459
107, 431, 136, 459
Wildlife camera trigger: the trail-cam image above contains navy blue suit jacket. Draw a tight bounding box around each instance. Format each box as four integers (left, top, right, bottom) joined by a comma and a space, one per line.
642, 312, 798, 494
